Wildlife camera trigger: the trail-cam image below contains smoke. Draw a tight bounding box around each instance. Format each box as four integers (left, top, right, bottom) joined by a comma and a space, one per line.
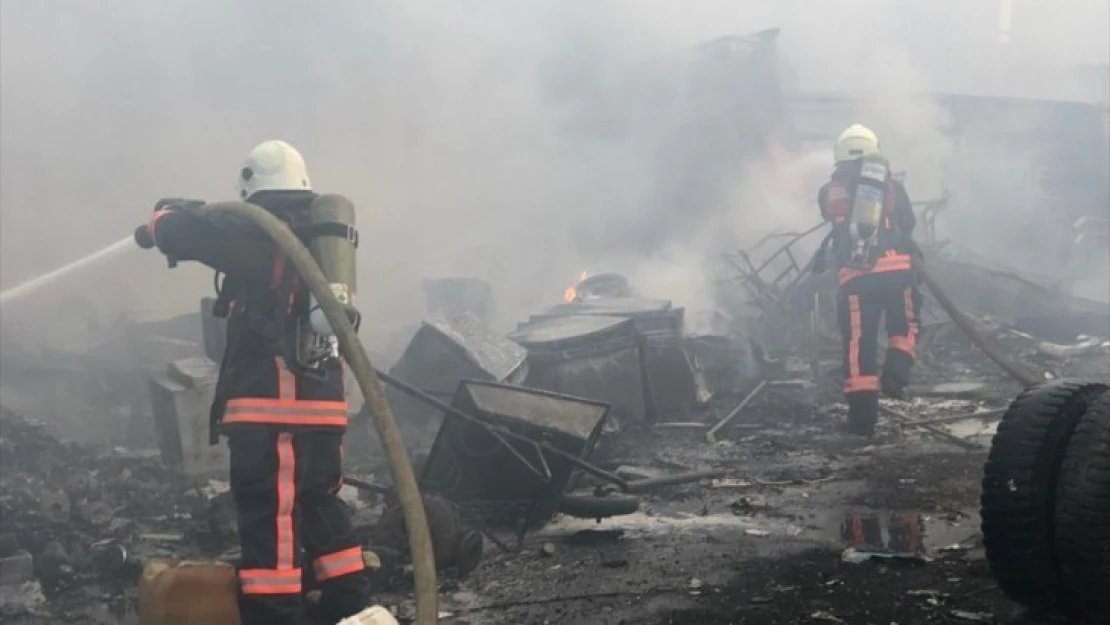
1, 0, 1107, 349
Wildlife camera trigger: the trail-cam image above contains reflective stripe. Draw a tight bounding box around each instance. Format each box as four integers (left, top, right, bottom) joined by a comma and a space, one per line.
223, 398, 349, 427
888, 286, 918, 358
271, 252, 286, 290
847, 294, 862, 381
221, 412, 348, 427
904, 286, 919, 354
276, 357, 296, 400
221, 354, 347, 428
239, 567, 301, 595
837, 252, 914, 285
844, 375, 880, 393
275, 433, 296, 570
313, 546, 365, 581
850, 513, 864, 547
226, 398, 347, 412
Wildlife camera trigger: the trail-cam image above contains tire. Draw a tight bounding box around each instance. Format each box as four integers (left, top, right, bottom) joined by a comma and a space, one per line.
557, 491, 640, 519
980, 379, 1108, 614
1053, 389, 1110, 619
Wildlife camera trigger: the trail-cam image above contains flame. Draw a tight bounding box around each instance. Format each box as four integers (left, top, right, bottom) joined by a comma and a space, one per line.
562, 270, 589, 303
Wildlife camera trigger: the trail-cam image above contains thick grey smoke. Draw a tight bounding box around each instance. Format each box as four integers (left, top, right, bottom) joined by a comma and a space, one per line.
2, 0, 1107, 346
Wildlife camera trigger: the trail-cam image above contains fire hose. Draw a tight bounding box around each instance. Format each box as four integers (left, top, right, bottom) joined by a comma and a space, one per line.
146, 202, 439, 624
917, 264, 1041, 387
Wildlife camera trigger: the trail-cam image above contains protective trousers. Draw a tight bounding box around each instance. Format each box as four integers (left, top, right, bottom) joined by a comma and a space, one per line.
229, 430, 369, 625
836, 270, 921, 434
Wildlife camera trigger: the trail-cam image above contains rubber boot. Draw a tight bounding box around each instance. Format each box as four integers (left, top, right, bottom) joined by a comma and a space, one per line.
845, 393, 879, 437
881, 350, 914, 400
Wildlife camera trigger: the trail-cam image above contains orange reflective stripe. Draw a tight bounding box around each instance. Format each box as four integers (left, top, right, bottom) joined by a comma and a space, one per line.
271, 252, 286, 290
844, 375, 880, 393
848, 294, 862, 380
147, 208, 171, 247
222, 399, 348, 427
837, 252, 913, 285
275, 357, 296, 400
313, 546, 365, 581
221, 361, 348, 427
275, 433, 296, 570
226, 398, 348, 412
238, 568, 301, 595
904, 286, 919, 345
221, 412, 349, 427
873, 252, 913, 272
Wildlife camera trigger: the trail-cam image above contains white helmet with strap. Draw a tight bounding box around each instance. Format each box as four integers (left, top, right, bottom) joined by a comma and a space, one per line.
834, 124, 881, 164
237, 140, 312, 200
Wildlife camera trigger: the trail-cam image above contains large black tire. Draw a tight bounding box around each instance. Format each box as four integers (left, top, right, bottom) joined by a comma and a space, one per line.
1053, 389, 1110, 619
980, 379, 1108, 614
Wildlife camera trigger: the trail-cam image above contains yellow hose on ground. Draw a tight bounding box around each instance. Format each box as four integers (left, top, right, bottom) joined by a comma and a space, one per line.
202, 201, 439, 625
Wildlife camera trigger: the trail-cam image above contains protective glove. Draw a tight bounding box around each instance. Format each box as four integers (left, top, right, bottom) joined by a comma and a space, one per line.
134, 224, 155, 249
133, 198, 205, 265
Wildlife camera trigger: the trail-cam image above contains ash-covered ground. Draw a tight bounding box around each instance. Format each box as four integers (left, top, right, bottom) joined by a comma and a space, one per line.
0, 387, 1071, 624
1, 302, 1106, 625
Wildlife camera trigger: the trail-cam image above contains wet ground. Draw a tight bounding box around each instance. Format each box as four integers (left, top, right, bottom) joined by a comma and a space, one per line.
0, 384, 1059, 625
382, 390, 1028, 625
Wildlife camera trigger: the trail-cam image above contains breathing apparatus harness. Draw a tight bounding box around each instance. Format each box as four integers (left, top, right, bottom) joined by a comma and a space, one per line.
207, 194, 361, 381
812, 154, 903, 275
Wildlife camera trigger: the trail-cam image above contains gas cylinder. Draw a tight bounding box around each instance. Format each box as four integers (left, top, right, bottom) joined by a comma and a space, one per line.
138, 559, 241, 625
848, 153, 890, 264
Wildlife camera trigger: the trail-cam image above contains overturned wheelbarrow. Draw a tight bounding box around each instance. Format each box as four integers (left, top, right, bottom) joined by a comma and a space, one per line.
371, 374, 722, 540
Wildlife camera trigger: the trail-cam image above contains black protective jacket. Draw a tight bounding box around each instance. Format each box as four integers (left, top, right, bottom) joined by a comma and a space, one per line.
147, 192, 347, 440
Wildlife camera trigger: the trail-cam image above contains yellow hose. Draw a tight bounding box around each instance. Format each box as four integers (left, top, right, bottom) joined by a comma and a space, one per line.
201, 201, 439, 624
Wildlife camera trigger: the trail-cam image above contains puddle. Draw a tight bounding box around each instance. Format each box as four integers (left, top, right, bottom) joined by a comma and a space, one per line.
805, 507, 979, 554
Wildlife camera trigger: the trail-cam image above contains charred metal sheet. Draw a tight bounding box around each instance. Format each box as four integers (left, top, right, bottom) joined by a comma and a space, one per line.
374, 311, 527, 455
526, 298, 703, 414
509, 315, 649, 423
419, 380, 609, 527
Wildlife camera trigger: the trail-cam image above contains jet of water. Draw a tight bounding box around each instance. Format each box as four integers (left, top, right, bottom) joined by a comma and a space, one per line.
0, 236, 136, 307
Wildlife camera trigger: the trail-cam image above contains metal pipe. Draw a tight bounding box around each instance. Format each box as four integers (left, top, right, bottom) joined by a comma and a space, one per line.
623, 470, 727, 494
706, 381, 768, 443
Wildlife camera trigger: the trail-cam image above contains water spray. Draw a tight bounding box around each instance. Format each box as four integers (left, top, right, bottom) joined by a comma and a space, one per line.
0, 236, 135, 307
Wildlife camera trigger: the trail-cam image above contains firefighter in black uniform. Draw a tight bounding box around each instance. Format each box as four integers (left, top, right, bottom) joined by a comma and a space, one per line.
134, 140, 385, 625
815, 125, 922, 437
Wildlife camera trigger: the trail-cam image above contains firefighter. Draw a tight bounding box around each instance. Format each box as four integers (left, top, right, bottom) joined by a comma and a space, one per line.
815, 125, 922, 437
134, 140, 380, 625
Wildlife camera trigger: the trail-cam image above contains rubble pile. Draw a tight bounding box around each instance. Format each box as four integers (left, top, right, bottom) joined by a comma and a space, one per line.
0, 407, 203, 604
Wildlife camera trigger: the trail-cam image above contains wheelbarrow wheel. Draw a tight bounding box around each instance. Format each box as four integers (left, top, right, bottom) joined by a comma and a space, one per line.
557, 491, 640, 519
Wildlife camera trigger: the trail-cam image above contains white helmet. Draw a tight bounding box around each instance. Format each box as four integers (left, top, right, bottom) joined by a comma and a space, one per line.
237, 140, 312, 199
833, 124, 880, 164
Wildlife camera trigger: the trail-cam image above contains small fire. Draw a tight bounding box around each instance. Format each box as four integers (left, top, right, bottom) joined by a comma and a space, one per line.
562, 270, 589, 303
